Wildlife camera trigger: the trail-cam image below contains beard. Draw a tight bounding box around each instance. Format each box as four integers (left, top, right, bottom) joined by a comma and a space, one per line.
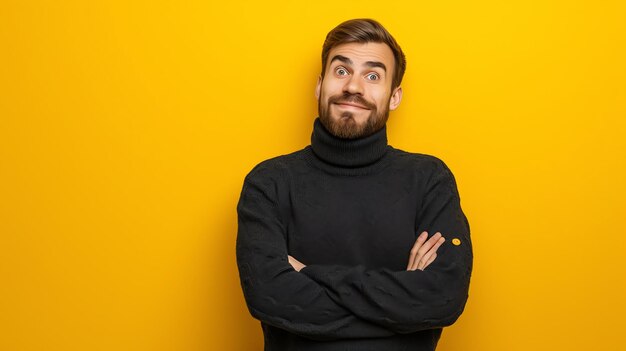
318, 92, 390, 139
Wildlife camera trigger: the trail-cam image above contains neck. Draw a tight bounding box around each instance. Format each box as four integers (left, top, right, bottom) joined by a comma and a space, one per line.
310, 117, 389, 168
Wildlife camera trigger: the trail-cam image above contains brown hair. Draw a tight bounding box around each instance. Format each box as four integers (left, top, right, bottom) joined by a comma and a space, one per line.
321, 18, 407, 89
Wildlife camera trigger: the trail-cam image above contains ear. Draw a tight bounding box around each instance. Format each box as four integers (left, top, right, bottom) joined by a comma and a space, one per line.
315, 75, 322, 99
389, 86, 403, 111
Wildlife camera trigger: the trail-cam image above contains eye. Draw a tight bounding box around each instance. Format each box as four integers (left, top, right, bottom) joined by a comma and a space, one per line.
335, 67, 349, 76
366, 73, 380, 81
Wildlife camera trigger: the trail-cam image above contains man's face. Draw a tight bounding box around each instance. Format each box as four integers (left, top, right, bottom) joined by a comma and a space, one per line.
316, 42, 403, 139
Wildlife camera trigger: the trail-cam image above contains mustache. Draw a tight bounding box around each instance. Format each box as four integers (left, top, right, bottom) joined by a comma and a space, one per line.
328, 93, 376, 110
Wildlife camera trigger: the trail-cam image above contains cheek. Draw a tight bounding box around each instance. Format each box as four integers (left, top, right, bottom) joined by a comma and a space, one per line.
369, 89, 390, 107
321, 79, 344, 97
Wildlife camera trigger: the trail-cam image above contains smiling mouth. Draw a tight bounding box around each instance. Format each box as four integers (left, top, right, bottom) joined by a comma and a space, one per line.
334, 102, 370, 110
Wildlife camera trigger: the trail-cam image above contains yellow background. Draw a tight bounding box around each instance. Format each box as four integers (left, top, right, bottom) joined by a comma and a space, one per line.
1, 1, 625, 350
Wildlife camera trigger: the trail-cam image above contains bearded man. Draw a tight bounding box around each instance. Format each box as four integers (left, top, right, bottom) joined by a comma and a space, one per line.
236, 18, 473, 351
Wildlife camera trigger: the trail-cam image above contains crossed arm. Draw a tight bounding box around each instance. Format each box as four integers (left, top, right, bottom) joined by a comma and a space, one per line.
288, 231, 446, 272
236, 159, 472, 340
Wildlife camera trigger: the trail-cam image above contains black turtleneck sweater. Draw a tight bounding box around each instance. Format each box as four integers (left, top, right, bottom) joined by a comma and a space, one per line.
236, 118, 473, 351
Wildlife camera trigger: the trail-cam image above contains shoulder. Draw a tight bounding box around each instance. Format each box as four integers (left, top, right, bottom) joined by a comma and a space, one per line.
388, 147, 462, 200
387, 146, 454, 177
243, 148, 307, 184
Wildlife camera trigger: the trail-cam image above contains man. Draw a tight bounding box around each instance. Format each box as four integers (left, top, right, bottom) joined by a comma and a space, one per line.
236, 18, 472, 351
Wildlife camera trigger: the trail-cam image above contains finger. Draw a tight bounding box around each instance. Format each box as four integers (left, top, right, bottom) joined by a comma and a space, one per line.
418, 236, 445, 270
407, 251, 415, 271
418, 253, 438, 271
410, 232, 442, 271
424, 253, 437, 269
417, 237, 445, 270
407, 231, 428, 270
411, 232, 442, 271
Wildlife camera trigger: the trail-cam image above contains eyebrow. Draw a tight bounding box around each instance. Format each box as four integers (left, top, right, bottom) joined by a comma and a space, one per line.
330, 55, 387, 72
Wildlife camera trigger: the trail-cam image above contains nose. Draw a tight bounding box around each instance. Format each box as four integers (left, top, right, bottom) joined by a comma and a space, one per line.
343, 74, 364, 95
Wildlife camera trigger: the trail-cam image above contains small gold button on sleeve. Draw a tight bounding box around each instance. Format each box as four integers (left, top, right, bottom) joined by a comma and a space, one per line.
452, 238, 461, 246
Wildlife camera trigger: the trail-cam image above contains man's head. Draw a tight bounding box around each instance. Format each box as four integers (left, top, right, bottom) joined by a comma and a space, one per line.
315, 19, 406, 139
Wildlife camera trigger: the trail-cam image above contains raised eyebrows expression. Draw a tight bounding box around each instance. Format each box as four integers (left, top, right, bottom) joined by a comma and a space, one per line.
329, 55, 387, 74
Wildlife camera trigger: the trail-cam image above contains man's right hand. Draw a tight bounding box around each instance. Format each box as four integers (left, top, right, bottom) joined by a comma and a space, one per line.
407, 231, 445, 271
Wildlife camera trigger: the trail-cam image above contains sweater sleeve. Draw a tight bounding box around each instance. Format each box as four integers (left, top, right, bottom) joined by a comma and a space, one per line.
235, 162, 396, 340
299, 158, 473, 334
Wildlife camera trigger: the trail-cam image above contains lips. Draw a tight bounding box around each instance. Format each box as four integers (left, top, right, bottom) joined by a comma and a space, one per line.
329, 95, 374, 110
334, 102, 369, 109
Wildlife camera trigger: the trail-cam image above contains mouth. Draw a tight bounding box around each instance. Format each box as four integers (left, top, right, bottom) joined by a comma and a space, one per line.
333, 102, 370, 110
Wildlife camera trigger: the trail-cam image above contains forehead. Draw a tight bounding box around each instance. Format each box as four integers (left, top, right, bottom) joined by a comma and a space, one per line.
327, 42, 395, 69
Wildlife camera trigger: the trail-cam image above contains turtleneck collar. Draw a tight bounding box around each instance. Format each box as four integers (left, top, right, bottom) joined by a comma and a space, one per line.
310, 117, 389, 168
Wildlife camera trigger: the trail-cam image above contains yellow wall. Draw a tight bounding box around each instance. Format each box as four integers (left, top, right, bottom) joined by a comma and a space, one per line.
1, 1, 625, 350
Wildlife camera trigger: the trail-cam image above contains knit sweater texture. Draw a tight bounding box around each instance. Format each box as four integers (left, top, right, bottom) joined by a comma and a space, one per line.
236, 118, 473, 351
